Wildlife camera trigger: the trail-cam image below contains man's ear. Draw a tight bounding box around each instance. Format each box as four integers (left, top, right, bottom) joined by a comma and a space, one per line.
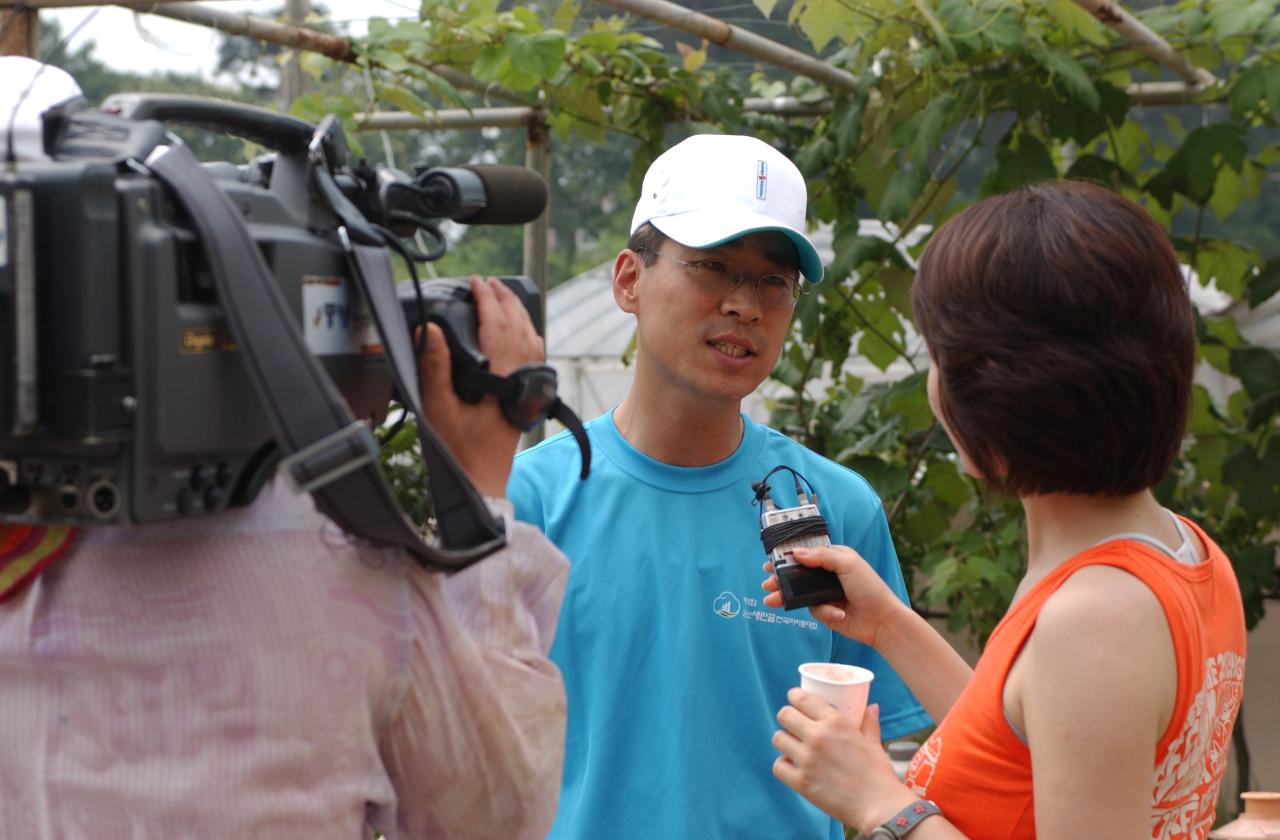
613, 249, 643, 314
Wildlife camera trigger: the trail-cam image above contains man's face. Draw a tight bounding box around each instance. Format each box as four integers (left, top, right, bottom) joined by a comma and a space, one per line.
614, 230, 800, 406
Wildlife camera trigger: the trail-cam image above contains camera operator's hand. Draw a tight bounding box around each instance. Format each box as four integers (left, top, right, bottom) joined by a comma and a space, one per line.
417, 276, 545, 498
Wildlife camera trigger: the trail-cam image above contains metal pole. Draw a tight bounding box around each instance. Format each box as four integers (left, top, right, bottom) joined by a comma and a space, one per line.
743, 96, 833, 117
280, 0, 311, 109
739, 82, 1215, 114
522, 111, 550, 445
1127, 80, 1219, 106
357, 107, 539, 131
523, 112, 550, 343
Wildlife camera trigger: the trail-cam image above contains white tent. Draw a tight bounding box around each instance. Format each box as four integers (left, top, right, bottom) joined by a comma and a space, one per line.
1190, 274, 1280, 405
543, 260, 638, 423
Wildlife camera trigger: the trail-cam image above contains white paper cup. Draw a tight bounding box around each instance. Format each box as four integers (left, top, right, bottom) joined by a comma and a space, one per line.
798, 662, 875, 726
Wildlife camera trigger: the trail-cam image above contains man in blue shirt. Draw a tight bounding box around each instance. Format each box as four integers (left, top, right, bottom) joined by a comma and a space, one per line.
508, 134, 930, 840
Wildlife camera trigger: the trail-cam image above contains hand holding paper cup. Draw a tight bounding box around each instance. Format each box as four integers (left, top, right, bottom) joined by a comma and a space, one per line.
798, 663, 875, 726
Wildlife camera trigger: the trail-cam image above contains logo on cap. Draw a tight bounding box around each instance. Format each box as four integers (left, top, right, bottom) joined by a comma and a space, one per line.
756, 160, 768, 200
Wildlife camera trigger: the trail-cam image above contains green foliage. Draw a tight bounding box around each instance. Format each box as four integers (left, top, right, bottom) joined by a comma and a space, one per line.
310, 0, 748, 156
316, 0, 1280, 647
376, 413, 436, 526
282, 0, 751, 284
750, 0, 1280, 646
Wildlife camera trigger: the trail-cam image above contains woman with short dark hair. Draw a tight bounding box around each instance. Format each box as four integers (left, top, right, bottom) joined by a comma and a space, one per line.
765, 181, 1247, 840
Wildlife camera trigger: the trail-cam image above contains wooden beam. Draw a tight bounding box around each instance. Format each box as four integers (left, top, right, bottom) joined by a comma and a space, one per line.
0, 0, 528, 107
591, 0, 861, 95
118, 1, 355, 61
0, 6, 38, 56
129, 2, 529, 105
1071, 0, 1218, 91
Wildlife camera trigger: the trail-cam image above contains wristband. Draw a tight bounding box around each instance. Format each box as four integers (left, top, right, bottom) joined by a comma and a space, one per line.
855, 799, 942, 839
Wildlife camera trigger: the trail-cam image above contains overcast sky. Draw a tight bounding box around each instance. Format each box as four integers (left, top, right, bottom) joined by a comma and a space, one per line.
44, 0, 420, 79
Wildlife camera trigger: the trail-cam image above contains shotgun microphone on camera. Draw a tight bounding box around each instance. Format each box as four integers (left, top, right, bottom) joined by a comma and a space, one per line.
412, 164, 548, 225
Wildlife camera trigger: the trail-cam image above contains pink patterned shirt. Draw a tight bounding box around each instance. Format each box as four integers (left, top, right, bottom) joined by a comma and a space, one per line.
0, 480, 568, 839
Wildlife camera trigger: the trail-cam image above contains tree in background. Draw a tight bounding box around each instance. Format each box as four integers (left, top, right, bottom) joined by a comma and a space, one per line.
747, 0, 1280, 644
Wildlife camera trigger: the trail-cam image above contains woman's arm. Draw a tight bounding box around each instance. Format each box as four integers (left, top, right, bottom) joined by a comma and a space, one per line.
772, 561, 1176, 840
866, 599, 973, 724
1015, 565, 1176, 840
764, 545, 973, 722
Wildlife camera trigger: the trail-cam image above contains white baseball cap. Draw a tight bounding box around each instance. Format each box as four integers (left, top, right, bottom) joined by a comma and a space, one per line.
0, 56, 84, 162
630, 134, 824, 284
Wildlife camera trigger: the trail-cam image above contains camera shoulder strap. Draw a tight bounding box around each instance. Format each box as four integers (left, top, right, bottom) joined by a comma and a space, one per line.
146, 143, 505, 572
346, 242, 518, 550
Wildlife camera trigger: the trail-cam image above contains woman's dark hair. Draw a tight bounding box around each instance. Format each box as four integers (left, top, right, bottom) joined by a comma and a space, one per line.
627, 222, 667, 266
911, 180, 1195, 497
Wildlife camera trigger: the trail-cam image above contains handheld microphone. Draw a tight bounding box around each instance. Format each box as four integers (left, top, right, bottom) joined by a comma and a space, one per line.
753, 466, 842, 611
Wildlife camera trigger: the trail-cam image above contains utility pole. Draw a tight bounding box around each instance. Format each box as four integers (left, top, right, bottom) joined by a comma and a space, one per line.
0, 6, 38, 57
280, 0, 310, 109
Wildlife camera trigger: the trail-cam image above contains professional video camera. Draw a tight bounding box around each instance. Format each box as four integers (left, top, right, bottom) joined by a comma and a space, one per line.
0, 94, 589, 571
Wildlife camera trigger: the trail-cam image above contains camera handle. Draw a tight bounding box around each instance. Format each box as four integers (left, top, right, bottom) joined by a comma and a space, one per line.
100, 96, 351, 239
146, 142, 507, 572
101, 94, 336, 160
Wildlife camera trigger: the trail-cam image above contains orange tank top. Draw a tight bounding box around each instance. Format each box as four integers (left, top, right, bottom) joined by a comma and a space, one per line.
904, 516, 1247, 839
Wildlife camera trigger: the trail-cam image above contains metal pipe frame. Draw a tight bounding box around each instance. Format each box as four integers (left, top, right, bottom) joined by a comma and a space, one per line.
356, 106, 540, 130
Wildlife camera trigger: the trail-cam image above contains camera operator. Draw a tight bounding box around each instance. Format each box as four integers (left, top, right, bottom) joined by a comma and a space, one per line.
1, 59, 568, 839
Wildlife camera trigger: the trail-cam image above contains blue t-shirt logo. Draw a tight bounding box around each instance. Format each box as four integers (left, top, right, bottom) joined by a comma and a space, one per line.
508, 412, 932, 840
714, 592, 741, 618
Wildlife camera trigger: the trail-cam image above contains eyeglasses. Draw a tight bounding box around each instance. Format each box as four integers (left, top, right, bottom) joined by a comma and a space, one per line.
637, 248, 806, 310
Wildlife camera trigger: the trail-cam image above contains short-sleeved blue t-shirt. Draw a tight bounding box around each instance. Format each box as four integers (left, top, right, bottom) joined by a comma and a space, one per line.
508, 411, 931, 840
